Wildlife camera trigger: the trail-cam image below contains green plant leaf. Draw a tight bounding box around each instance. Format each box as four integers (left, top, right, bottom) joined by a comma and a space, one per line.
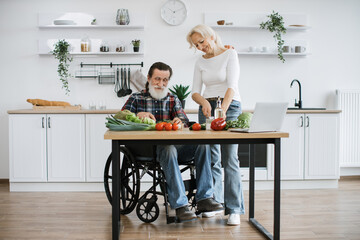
260, 11, 287, 63
169, 84, 191, 101
51, 39, 73, 95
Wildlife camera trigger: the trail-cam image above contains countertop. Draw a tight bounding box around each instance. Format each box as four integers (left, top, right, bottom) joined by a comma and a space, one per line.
7, 108, 341, 114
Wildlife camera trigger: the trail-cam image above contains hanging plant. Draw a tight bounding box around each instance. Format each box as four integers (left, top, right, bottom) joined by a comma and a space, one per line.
51, 39, 73, 95
260, 11, 287, 63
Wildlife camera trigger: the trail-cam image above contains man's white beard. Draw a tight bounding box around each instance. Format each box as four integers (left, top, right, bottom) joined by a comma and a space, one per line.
148, 82, 169, 100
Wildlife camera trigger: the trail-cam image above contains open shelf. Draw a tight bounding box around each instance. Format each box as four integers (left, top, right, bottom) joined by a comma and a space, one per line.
211, 25, 311, 31
39, 25, 144, 30
238, 52, 309, 56
39, 52, 144, 56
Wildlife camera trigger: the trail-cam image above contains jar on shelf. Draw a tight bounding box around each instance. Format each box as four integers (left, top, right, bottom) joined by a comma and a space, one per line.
115, 43, 125, 52
100, 41, 110, 52
80, 36, 90, 52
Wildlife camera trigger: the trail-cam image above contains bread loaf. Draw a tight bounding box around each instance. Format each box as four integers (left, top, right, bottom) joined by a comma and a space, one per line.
27, 99, 71, 106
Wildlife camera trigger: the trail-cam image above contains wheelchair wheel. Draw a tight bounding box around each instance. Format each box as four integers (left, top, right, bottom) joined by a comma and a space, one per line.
104, 146, 140, 215
136, 196, 160, 223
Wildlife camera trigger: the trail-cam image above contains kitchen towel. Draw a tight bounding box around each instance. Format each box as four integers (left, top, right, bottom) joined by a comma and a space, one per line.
131, 69, 147, 92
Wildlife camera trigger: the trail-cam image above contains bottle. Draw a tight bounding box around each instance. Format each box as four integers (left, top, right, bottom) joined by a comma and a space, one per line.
214, 96, 224, 119
81, 36, 90, 52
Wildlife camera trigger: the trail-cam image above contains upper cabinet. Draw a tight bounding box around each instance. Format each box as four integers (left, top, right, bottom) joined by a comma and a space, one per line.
204, 12, 310, 57
38, 12, 145, 56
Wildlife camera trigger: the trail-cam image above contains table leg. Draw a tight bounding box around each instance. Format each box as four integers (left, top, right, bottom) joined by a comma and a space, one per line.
249, 141, 281, 240
249, 144, 255, 219
112, 140, 120, 240
274, 138, 281, 240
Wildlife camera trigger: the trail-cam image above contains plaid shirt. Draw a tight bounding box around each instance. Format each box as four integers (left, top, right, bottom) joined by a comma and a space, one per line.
122, 90, 189, 126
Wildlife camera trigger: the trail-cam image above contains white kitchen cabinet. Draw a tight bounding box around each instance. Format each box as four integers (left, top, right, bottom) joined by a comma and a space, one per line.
9, 114, 85, 182
9, 115, 47, 182
85, 114, 111, 182
278, 114, 305, 180
304, 114, 339, 179
269, 113, 339, 180
47, 114, 85, 182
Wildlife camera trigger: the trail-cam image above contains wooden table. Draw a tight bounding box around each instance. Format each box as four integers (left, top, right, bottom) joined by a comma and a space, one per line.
104, 129, 289, 240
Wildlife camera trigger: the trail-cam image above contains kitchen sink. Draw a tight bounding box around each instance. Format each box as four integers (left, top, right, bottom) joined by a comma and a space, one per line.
287, 107, 326, 110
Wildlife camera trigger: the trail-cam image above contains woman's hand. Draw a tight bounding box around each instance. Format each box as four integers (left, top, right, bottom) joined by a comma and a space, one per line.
192, 92, 212, 117
201, 101, 212, 118
224, 45, 235, 49
137, 112, 156, 121
221, 106, 228, 120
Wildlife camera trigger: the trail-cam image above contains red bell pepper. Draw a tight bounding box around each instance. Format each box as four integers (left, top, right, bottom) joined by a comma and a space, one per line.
211, 118, 226, 131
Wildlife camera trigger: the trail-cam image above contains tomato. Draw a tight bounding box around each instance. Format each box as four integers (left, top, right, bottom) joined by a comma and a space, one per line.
211, 118, 226, 131
192, 123, 201, 131
165, 123, 173, 131
172, 123, 179, 131
155, 122, 165, 131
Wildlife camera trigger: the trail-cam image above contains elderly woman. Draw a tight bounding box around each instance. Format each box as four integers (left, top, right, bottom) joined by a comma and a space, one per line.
186, 24, 244, 225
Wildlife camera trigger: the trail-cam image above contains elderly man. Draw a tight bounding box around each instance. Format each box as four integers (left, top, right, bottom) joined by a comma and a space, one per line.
122, 62, 223, 222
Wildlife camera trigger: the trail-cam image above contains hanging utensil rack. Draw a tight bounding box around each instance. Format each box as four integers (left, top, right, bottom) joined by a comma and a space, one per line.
75, 62, 143, 80
80, 62, 143, 68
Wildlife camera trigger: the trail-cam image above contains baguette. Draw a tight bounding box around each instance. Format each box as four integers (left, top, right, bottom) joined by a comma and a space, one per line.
27, 99, 71, 106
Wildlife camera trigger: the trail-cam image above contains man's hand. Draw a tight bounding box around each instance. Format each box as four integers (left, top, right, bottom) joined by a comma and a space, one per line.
172, 117, 182, 125
137, 112, 156, 121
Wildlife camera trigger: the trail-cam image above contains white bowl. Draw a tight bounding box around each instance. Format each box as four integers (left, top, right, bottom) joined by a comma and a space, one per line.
53, 20, 76, 25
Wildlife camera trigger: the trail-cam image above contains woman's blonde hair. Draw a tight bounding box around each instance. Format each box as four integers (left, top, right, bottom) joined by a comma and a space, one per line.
186, 24, 224, 50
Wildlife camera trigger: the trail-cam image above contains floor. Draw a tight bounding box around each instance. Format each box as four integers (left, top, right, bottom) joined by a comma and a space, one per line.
1, 179, 360, 240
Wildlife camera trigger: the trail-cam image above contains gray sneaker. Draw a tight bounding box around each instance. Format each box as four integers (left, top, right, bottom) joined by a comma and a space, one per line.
197, 198, 224, 213
175, 206, 197, 222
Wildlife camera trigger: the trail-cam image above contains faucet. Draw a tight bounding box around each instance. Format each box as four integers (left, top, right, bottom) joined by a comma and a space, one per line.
290, 79, 302, 109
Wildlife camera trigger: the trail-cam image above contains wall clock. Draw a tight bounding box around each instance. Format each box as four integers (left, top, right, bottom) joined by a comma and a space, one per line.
160, 0, 188, 26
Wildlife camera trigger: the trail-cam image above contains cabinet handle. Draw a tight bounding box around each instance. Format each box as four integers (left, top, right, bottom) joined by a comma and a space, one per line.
306, 116, 310, 127
299, 116, 304, 127
48, 117, 51, 128
42, 117, 45, 128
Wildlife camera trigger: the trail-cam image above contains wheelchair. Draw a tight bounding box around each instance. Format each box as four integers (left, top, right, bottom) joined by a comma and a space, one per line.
103, 144, 198, 223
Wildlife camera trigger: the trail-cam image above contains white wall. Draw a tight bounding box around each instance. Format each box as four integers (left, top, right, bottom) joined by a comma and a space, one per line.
1, 0, 360, 178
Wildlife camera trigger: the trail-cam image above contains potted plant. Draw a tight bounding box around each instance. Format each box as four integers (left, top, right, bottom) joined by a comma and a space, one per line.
131, 39, 141, 52
169, 84, 191, 109
91, 18, 97, 25
260, 11, 287, 62
51, 39, 73, 95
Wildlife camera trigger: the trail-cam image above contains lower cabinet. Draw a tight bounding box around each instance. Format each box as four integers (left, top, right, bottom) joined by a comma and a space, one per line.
85, 114, 111, 182
9, 114, 85, 182
9, 112, 340, 191
269, 113, 339, 180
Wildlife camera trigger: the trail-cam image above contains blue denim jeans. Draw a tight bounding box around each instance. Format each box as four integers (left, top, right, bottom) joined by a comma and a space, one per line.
157, 144, 213, 209
199, 100, 245, 215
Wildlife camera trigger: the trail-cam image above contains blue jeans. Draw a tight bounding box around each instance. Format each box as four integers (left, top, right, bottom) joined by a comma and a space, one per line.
199, 100, 245, 215
157, 144, 213, 209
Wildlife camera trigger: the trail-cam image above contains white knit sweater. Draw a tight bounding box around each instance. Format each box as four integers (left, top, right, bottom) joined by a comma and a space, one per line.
191, 49, 241, 102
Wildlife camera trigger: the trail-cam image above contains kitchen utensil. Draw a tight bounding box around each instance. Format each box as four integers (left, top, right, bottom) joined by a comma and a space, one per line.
126, 67, 132, 95
117, 68, 126, 97
114, 68, 120, 93
123, 67, 128, 96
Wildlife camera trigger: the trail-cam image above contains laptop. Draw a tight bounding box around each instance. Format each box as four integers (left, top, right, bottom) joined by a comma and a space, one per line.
230, 102, 288, 133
